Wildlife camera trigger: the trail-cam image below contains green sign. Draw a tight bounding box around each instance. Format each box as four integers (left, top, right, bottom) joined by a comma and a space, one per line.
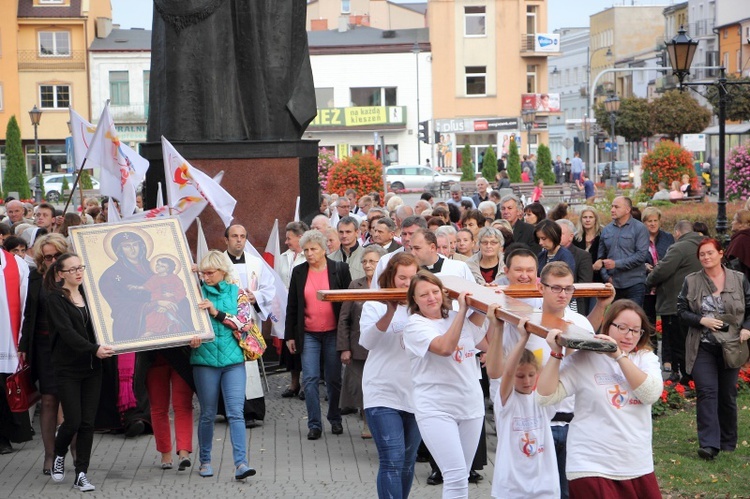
309, 106, 406, 128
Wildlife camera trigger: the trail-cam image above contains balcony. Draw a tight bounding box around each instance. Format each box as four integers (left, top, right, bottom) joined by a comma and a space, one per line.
520, 34, 559, 57
17, 50, 86, 70
109, 103, 148, 123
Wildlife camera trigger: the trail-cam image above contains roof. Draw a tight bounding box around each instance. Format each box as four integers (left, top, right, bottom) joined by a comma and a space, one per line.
309, 26, 429, 50
394, 2, 427, 15
702, 124, 750, 135
17, 0, 82, 18
90, 29, 152, 51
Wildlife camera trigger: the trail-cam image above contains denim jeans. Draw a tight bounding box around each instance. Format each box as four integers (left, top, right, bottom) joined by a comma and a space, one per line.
551, 424, 569, 499
193, 363, 247, 466
301, 331, 341, 430
614, 282, 646, 308
365, 407, 421, 499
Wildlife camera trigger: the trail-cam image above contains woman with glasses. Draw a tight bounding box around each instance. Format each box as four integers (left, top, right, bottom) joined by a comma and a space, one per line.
537, 300, 663, 498
535, 219, 576, 277
466, 227, 505, 284
336, 245, 386, 439
19, 234, 69, 475
677, 238, 750, 461
189, 250, 256, 480
46, 254, 115, 492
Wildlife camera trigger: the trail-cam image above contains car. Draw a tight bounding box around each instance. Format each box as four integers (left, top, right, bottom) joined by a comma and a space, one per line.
29, 173, 101, 203
596, 161, 630, 183
384, 165, 453, 191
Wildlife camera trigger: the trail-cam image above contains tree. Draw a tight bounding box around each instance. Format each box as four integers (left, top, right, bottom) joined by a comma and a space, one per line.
535, 144, 555, 186
507, 140, 521, 183
594, 96, 653, 143
705, 75, 750, 122
650, 90, 711, 140
640, 140, 695, 196
3, 116, 31, 200
327, 153, 382, 197
481, 146, 497, 184
460, 144, 475, 181
79, 169, 94, 190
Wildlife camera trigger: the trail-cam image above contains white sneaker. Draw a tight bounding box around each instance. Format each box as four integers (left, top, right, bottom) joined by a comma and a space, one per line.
73, 472, 95, 492
51, 455, 65, 482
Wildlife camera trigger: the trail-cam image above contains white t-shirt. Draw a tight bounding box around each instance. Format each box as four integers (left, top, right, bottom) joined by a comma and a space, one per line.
559, 349, 661, 478
403, 311, 486, 420
359, 302, 414, 413
492, 390, 559, 499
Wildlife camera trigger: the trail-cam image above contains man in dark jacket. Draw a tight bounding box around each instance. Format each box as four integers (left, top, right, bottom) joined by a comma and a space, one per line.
499, 194, 540, 255
645, 220, 704, 382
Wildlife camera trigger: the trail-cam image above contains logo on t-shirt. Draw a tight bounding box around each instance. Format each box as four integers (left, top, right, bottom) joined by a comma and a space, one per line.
608, 384, 629, 409
520, 432, 540, 457
453, 345, 465, 363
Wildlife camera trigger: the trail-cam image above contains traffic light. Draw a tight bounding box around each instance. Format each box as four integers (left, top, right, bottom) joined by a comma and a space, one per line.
434, 130, 441, 144
658, 50, 668, 74
418, 120, 429, 143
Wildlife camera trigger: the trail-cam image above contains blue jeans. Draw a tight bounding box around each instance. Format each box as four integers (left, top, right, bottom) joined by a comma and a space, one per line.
614, 282, 646, 308
193, 363, 247, 466
551, 424, 569, 499
365, 407, 421, 499
301, 331, 341, 430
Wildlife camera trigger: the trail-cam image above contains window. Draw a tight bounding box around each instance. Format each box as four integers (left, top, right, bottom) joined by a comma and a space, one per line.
143, 70, 150, 117
39, 84, 70, 109
38, 31, 70, 57
40, 0, 65, 3
350, 87, 397, 106
109, 71, 130, 106
341, 0, 350, 14
25, 144, 67, 175
315, 87, 334, 108
465, 66, 486, 95
526, 5, 537, 35
527, 65, 537, 93
464, 6, 486, 36
737, 50, 742, 74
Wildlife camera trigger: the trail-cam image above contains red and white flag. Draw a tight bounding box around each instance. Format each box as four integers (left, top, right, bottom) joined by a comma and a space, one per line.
162, 136, 236, 229
84, 104, 149, 216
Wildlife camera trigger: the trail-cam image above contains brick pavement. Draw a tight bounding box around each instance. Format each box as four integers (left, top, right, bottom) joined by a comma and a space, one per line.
0, 373, 495, 498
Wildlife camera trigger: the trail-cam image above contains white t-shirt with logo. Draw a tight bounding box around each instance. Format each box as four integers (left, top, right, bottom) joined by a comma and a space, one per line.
359, 302, 414, 413
492, 390, 560, 499
559, 349, 661, 478
403, 311, 486, 421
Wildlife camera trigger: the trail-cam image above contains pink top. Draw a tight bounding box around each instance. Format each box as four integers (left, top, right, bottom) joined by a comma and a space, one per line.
304, 268, 337, 332
532, 186, 542, 202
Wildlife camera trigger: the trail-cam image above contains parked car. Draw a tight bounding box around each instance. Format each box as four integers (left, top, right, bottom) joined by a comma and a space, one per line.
596, 161, 630, 183
384, 165, 453, 191
29, 173, 100, 203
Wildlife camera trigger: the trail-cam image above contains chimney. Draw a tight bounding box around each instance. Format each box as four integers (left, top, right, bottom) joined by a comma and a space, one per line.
311, 19, 328, 31
95, 17, 113, 39
338, 16, 349, 33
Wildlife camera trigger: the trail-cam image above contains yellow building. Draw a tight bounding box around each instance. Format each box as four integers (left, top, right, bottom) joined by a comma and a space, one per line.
428, 0, 554, 169
1, 0, 111, 180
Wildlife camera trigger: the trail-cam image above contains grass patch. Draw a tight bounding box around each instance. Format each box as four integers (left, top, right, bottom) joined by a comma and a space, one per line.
654, 391, 750, 497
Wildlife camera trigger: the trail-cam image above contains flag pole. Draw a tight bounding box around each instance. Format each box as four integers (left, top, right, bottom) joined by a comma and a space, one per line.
62, 157, 87, 215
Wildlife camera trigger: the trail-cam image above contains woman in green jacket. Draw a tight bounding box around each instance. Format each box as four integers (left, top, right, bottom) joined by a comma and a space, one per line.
191, 250, 255, 480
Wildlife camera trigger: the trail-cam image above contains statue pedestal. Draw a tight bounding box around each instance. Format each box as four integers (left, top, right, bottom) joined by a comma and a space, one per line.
140, 140, 320, 251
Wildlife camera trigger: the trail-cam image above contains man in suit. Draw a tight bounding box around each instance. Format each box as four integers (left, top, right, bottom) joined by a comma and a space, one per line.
499, 194, 540, 254
556, 219, 593, 315
369, 217, 402, 254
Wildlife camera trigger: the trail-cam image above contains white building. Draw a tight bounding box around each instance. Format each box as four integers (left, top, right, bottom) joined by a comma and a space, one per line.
88, 27, 151, 149
307, 26, 432, 166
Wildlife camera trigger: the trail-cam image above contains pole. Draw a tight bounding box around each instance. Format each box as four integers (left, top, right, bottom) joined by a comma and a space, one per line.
62, 157, 87, 215
33, 124, 41, 203
527, 123, 532, 156
415, 48, 421, 165
716, 68, 728, 243
610, 111, 616, 186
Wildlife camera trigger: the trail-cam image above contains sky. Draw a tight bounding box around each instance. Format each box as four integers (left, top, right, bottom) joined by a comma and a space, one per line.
111, 0, 675, 33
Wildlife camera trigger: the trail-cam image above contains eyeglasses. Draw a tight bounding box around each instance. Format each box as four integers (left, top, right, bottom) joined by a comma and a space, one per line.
43, 252, 63, 262
541, 282, 576, 295
361, 259, 379, 266
610, 322, 644, 337
60, 266, 86, 274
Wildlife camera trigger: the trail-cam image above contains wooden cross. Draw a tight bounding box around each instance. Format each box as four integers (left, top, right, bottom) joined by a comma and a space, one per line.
318, 278, 616, 352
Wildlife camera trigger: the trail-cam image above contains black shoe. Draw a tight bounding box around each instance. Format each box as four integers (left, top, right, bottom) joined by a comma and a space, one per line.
281, 387, 300, 398
331, 422, 344, 435
245, 419, 260, 429
697, 447, 719, 460
0, 438, 12, 455
415, 454, 429, 463
298, 390, 305, 401
468, 470, 483, 483
666, 372, 680, 383
125, 420, 145, 438
340, 407, 357, 416
427, 470, 443, 485
307, 428, 322, 440
679, 375, 693, 386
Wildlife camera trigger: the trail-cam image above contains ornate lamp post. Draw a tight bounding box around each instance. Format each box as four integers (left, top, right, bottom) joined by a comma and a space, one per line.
604, 95, 620, 185
521, 109, 536, 156
665, 26, 750, 243
28, 105, 43, 203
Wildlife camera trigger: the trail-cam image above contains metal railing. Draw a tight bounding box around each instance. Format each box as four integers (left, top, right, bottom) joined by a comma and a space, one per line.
17, 50, 86, 70
109, 103, 148, 122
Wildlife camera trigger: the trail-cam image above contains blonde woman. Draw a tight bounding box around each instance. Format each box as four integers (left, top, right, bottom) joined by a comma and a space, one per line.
573, 208, 603, 281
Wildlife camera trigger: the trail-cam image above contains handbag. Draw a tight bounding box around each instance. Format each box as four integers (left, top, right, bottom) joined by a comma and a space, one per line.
5, 360, 41, 413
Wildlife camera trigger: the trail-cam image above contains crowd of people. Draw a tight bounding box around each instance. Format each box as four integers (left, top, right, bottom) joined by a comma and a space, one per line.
0, 176, 749, 497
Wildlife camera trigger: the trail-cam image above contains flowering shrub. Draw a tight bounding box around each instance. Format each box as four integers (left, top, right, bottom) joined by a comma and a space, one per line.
726, 142, 750, 201
318, 148, 337, 192
655, 319, 662, 336
738, 367, 750, 394
640, 140, 695, 196
652, 379, 695, 417
326, 153, 384, 198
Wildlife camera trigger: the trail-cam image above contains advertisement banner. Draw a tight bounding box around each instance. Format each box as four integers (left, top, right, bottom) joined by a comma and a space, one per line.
521, 93, 560, 113
534, 33, 560, 53
309, 106, 406, 128
682, 133, 706, 152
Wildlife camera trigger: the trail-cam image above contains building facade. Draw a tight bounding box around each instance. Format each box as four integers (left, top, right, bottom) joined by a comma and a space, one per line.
307, 0, 426, 31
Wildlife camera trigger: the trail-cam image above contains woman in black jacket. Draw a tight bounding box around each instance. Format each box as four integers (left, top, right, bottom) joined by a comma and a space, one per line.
46, 254, 114, 492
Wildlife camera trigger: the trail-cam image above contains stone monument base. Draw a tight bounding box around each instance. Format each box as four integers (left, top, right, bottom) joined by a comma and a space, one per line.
140, 140, 320, 252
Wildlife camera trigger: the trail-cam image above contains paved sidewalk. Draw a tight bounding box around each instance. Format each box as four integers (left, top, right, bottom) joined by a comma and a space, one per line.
0, 373, 495, 498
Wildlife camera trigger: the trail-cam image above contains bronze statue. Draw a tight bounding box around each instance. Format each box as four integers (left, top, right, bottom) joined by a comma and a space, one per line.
147, 0, 317, 142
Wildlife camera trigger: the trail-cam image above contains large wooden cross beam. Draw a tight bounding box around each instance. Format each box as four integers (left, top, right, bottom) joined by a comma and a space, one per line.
318, 277, 616, 352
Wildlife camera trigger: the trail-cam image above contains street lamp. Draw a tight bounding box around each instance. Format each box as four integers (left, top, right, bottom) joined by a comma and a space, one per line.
522, 109, 536, 156
666, 26, 750, 243
28, 105, 43, 203
586, 46, 613, 181
411, 41, 422, 164
604, 95, 620, 186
